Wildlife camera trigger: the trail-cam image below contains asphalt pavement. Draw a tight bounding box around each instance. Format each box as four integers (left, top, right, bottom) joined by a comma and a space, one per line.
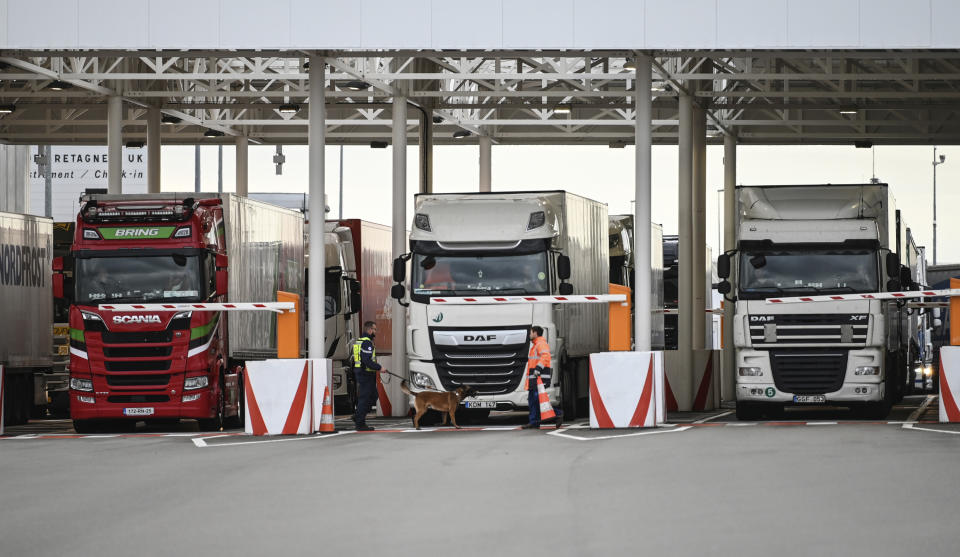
2, 395, 959, 557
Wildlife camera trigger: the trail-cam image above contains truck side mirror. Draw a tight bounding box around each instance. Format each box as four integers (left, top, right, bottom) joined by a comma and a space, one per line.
886, 278, 901, 292
885, 253, 899, 278
350, 279, 361, 314
899, 266, 913, 289
393, 257, 406, 283
557, 255, 571, 281
717, 280, 731, 295
558, 282, 574, 295
391, 284, 406, 300
53, 256, 64, 272
52, 256, 65, 298
717, 254, 730, 279
216, 253, 228, 269
216, 270, 229, 296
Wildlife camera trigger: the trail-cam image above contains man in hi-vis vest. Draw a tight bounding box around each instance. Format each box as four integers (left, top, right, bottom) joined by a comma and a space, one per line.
522, 325, 561, 429
352, 321, 386, 431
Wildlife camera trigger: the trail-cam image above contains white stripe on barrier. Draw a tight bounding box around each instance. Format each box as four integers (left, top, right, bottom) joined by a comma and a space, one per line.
429, 294, 626, 305
765, 288, 960, 304
99, 302, 295, 313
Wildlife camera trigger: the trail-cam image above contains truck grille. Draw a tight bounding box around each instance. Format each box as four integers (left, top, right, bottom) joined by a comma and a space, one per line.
101, 330, 174, 344
750, 314, 868, 347
770, 350, 848, 395
107, 395, 170, 403
106, 374, 171, 387
104, 360, 171, 372
430, 329, 528, 395
103, 346, 173, 358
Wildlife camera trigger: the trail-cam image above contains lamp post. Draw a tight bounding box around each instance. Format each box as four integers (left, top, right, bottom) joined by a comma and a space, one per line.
933, 147, 947, 265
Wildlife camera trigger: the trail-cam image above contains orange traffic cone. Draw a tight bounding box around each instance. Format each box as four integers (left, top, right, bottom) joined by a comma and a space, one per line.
536, 375, 556, 422
318, 386, 335, 433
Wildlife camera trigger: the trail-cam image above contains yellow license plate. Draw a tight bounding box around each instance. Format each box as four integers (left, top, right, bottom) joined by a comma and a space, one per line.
56, 345, 69, 356
53, 326, 70, 337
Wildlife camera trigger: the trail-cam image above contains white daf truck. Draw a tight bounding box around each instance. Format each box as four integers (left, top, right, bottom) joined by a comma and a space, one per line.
716, 184, 918, 420
391, 191, 609, 418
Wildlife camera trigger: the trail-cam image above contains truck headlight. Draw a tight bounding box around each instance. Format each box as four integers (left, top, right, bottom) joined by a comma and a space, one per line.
80, 311, 103, 323
77, 395, 95, 404
182, 393, 202, 402
412, 372, 436, 389
923, 366, 934, 377
855, 366, 880, 376
70, 377, 94, 392
184, 376, 209, 390
172, 311, 193, 320
738, 367, 762, 377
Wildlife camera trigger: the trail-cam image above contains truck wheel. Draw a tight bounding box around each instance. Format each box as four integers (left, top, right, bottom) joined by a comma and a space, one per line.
735, 401, 762, 421
560, 360, 577, 419
73, 420, 99, 434
198, 379, 225, 431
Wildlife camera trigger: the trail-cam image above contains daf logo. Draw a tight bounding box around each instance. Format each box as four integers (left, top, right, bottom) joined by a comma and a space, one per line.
112, 315, 162, 324
464, 335, 496, 342
750, 316, 775, 322
432, 313, 444, 323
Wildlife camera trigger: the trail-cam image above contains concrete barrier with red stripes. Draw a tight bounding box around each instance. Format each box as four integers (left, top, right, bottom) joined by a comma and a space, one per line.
940, 347, 960, 423
662, 349, 720, 412
244, 359, 313, 435
373, 356, 409, 417
589, 351, 664, 429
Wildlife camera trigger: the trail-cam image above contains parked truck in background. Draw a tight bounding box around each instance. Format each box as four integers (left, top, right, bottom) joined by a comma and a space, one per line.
327, 219, 392, 413
717, 184, 919, 420
392, 191, 609, 418
608, 214, 665, 349
58, 193, 304, 432
0, 211, 53, 426
47, 221, 75, 415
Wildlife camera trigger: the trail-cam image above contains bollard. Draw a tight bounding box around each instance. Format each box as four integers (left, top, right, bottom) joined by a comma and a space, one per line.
608, 283, 632, 351
276, 291, 301, 359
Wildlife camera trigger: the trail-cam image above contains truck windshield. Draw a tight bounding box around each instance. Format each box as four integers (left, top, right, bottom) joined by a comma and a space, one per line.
739, 249, 879, 300
411, 252, 549, 299
75, 255, 206, 304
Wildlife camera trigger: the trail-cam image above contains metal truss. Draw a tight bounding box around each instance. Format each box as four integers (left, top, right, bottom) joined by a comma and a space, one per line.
1, 49, 960, 145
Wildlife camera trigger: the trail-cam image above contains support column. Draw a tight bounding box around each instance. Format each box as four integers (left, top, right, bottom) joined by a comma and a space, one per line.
419, 108, 433, 194
722, 133, 737, 403
194, 146, 201, 193
677, 91, 695, 411
392, 98, 409, 377
44, 145, 53, 216
479, 134, 492, 192
235, 135, 248, 196
634, 55, 652, 352
307, 55, 327, 359
147, 108, 161, 193
107, 96, 123, 194
692, 103, 707, 351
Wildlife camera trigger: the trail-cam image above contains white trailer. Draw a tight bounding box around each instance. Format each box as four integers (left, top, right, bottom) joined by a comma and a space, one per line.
717, 184, 918, 419
393, 191, 608, 417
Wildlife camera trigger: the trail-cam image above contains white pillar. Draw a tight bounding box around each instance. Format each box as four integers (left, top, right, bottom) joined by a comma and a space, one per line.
692, 104, 707, 351
634, 55, 652, 352
677, 91, 694, 411
392, 97, 409, 377
235, 135, 248, 197
107, 96, 123, 194
147, 108, 161, 193
307, 55, 327, 359
722, 133, 737, 402
479, 134, 492, 192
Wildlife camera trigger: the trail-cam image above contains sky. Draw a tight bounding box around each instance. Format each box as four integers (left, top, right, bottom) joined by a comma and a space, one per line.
159, 142, 960, 265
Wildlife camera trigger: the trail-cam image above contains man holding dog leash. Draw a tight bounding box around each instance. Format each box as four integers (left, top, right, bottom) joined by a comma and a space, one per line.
523, 325, 562, 429
352, 321, 387, 431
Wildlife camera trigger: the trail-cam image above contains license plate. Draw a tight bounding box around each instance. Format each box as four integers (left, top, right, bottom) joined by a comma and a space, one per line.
56, 345, 69, 356
464, 401, 496, 409
53, 326, 70, 337
123, 407, 155, 416
793, 395, 826, 404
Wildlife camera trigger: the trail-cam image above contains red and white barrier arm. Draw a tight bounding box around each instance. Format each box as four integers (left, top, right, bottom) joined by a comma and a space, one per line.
429, 294, 627, 306
765, 289, 960, 304
99, 302, 295, 314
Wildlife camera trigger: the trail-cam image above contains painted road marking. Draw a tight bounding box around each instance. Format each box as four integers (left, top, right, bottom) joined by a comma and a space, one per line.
548, 425, 693, 442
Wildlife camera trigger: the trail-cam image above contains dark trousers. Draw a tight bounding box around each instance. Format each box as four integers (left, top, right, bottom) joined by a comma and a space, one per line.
353, 370, 377, 425
527, 381, 541, 426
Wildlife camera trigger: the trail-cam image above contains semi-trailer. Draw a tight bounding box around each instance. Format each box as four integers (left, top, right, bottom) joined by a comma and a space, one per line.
60, 193, 304, 432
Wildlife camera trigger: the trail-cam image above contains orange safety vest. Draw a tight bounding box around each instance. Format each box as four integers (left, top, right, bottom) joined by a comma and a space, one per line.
523, 336, 552, 390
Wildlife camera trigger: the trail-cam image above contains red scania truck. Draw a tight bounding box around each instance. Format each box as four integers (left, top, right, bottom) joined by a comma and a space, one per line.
58, 193, 304, 433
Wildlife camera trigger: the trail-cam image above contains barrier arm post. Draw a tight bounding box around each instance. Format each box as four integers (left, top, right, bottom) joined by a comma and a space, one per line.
276, 291, 301, 359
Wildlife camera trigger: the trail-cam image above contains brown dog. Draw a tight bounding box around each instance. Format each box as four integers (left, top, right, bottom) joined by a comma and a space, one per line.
401, 381, 477, 430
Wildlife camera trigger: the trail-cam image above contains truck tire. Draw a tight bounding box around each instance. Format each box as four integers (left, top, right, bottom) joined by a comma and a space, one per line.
73, 420, 99, 434
198, 377, 225, 431
735, 401, 763, 421
560, 359, 577, 419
